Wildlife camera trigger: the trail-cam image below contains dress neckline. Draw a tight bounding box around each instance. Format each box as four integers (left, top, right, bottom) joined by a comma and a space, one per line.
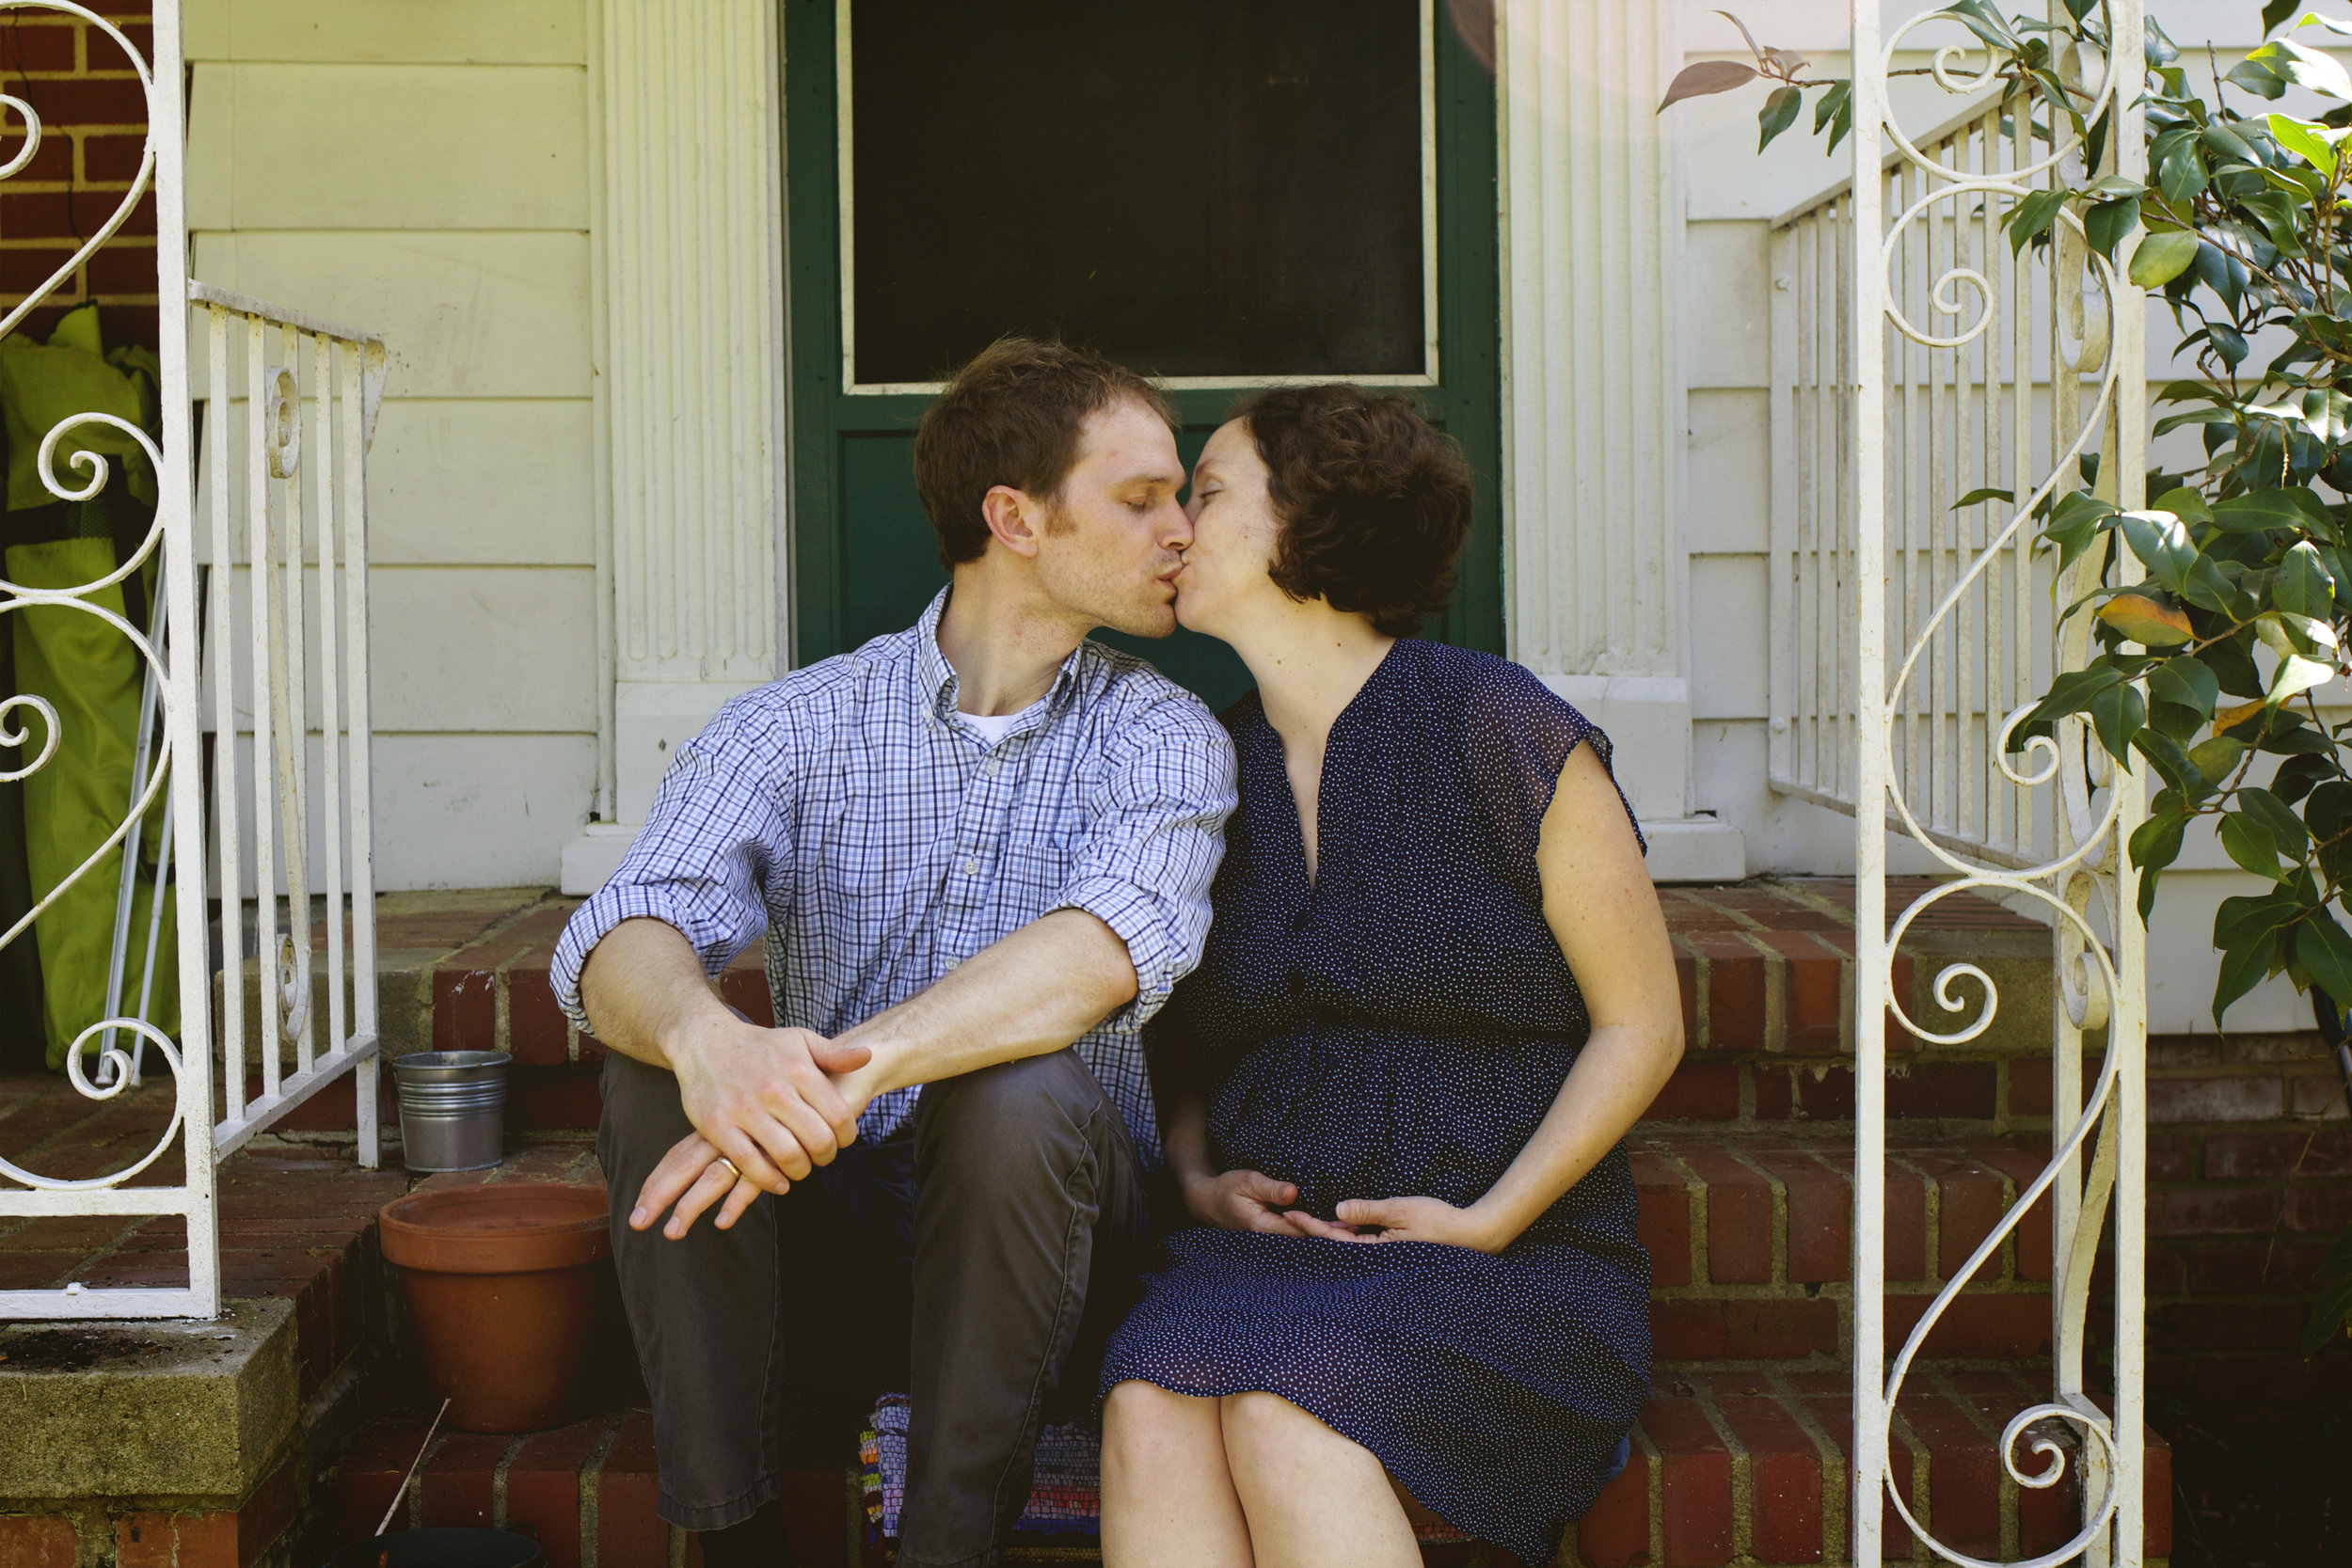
1251, 638, 1409, 894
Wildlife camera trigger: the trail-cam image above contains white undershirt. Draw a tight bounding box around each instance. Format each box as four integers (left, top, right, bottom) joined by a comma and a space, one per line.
959, 699, 1044, 748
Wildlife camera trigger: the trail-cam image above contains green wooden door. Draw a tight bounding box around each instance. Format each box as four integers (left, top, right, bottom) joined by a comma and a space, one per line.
786, 0, 1501, 713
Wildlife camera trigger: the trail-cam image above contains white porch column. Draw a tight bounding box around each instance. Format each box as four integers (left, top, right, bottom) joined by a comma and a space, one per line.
563, 0, 789, 894
1496, 0, 1742, 880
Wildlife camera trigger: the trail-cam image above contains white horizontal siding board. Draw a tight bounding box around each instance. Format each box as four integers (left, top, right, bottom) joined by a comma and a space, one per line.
210, 733, 596, 895
186, 0, 585, 65
364, 566, 598, 731
1682, 221, 1771, 390
192, 233, 591, 398
1687, 554, 1768, 720
1685, 388, 1769, 556
199, 564, 597, 733
188, 64, 587, 230
360, 401, 594, 564
192, 401, 594, 566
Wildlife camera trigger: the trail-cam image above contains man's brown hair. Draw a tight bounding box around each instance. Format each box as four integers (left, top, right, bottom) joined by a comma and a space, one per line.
912, 337, 1175, 570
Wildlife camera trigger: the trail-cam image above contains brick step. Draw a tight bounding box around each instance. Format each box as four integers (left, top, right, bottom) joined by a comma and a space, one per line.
1634, 1129, 2059, 1364
237, 877, 2062, 1148
334, 1368, 2171, 1568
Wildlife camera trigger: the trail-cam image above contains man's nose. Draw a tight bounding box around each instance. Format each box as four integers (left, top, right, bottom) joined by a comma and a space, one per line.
1160, 499, 1196, 549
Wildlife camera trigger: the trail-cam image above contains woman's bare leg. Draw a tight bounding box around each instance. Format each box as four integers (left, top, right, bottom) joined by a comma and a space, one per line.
1218, 1391, 1420, 1567
1101, 1380, 1254, 1568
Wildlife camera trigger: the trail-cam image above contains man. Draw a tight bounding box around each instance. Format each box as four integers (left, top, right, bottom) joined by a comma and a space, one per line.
551, 338, 1235, 1568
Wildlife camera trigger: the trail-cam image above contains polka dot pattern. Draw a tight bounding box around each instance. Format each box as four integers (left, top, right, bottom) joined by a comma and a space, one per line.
1099, 641, 1653, 1564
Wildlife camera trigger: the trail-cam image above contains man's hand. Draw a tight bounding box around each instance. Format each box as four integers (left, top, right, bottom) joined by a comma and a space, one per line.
1181, 1168, 1313, 1237
665, 1011, 871, 1199
632, 1130, 766, 1238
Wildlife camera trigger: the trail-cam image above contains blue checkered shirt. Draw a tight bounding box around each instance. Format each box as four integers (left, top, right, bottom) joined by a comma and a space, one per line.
551, 590, 1237, 1166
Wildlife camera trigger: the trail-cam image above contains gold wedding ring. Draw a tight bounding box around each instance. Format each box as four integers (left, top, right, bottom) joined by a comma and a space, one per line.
717, 1156, 742, 1180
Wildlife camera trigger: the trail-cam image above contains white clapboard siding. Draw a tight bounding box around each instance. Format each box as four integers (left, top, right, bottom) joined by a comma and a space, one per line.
188, 64, 587, 230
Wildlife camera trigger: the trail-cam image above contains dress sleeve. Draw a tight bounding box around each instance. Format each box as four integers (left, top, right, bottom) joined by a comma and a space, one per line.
550, 693, 800, 1030
1460, 663, 1645, 896
1048, 694, 1239, 1024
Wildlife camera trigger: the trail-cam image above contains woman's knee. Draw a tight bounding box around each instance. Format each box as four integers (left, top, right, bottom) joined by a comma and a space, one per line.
1218, 1390, 1373, 1484
1103, 1381, 1218, 1475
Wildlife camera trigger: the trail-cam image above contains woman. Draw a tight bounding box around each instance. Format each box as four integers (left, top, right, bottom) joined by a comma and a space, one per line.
1097, 386, 1684, 1567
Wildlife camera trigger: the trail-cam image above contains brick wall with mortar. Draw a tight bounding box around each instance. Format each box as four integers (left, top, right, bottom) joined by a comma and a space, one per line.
0, 4, 159, 351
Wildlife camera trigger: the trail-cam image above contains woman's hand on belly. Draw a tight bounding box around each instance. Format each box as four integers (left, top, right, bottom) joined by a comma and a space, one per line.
1308, 1194, 1511, 1254
1182, 1167, 1323, 1237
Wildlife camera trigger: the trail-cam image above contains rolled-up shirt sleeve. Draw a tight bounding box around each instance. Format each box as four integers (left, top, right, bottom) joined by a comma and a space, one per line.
550, 695, 800, 1030
1050, 698, 1237, 1023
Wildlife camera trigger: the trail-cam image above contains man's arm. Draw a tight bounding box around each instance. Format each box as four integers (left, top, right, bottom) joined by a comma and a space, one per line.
630, 908, 1136, 1234
579, 917, 870, 1196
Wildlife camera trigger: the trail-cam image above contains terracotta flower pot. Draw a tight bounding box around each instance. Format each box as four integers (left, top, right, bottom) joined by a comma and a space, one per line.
379, 1183, 612, 1433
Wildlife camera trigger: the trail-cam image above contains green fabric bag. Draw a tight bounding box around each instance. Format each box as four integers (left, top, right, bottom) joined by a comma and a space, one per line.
8, 534, 178, 1069
0, 304, 160, 513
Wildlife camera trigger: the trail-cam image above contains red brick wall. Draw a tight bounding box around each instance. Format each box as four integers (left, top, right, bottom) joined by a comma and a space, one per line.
2143, 1030, 2352, 1400
0, 4, 157, 349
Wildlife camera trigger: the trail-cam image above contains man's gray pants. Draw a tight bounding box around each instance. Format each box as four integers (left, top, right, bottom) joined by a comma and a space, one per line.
597, 1048, 1154, 1568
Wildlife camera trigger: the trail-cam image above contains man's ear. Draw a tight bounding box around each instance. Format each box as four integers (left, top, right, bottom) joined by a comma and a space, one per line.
980, 484, 1045, 559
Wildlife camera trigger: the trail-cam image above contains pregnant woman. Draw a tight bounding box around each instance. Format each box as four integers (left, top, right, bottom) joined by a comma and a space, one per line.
1098, 386, 1684, 1567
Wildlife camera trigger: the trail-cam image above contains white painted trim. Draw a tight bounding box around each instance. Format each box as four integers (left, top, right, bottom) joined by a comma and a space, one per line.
594, 0, 788, 825
834, 0, 1440, 396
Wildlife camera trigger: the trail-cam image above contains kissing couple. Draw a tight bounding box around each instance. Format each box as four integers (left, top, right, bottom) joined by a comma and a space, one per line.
551, 336, 1684, 1568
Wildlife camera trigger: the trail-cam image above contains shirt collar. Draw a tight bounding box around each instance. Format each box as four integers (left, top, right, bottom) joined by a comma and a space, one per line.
914, 586, 1091, 729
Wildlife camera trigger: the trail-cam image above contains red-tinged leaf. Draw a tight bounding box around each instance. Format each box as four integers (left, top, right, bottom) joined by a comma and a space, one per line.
2095, 595, 2195, 646
1660, 60, 1757, 112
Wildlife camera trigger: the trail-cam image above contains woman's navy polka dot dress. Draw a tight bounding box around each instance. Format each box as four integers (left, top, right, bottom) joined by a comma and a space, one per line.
1099, 641, 1652, 1565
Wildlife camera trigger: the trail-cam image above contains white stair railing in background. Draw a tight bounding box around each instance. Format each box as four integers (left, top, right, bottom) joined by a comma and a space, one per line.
0, 0, 388, 1323
1774, 1, 2150, 1562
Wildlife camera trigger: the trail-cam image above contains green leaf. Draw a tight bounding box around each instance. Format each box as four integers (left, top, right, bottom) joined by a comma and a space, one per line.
2187, 733, 2245, 784
2150, 654, 2220, 721
1757, 84, 1802, 151
2268, 653, 2337, 708
2297, 911, 2352, 1006
2086, 196, 2139, 261
2278, 540, 2336, 617
2008, 188, 2068, 255
2095, 594, 2195, 646
2213, 927, 2280, 1025
2222, 813, 2286, 879
2118, 511, 2196, 592
2129, 230, 2201, 287
2216, 890, 2304, 950
2204, 124, 2262, 166
2042, 489, 2119, 574
1812, 79, 1851, 136
2241, 786, 2312, 858
2267, 111, 2347, 173
2208, 321, 2251, 369
2181, 554, 2238, 614
1949, 486, 2014, 511
2091, 681, 2147, 765
2273, 751, 2336, 803
2264, 0, 2301, 34
2153, 484, 2214, 526
2157, 135, 2210, 205
2140, 728, 2210, 796
2227, 55, 2290, 99
2270, 38, 2352, 99
2212, 490, 2320, 532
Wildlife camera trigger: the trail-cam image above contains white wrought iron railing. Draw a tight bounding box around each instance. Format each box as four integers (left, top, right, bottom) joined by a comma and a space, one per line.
1772, 2, 2150, 1563
0, 0, 386, 1322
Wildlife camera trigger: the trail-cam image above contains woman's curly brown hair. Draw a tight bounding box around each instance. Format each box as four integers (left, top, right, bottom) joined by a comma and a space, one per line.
1232, 385, 1475, 637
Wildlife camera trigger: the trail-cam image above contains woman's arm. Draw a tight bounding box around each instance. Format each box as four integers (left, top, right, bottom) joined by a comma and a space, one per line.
1166, 1084, 1316, 1236
1330, 743, 1685, 1252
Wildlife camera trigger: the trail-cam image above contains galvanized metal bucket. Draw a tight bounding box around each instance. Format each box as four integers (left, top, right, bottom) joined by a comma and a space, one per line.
392, 1052, 511, 1173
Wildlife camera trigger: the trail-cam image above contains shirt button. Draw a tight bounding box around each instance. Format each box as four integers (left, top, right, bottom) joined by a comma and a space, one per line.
985, 757, 1001, 776
962, 857, 979, 876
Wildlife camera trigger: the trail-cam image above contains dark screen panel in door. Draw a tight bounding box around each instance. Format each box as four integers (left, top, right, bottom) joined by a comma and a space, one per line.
847, 0, 1426, 387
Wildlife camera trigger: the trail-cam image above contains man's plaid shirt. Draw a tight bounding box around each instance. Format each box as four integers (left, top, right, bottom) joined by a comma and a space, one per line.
551, 590, 1237, 1166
